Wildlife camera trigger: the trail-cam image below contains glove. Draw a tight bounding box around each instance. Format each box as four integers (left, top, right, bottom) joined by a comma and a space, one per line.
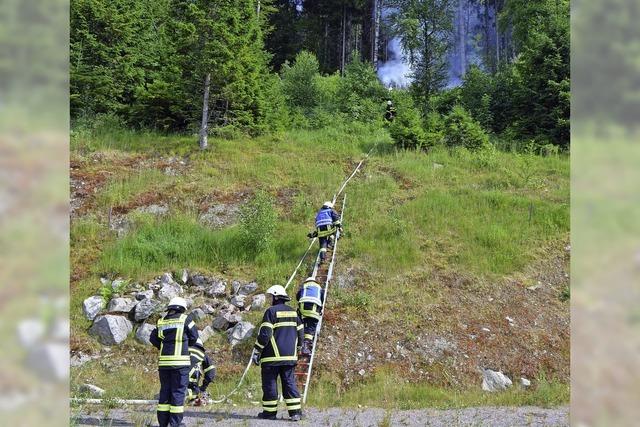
251, 349, 261, 366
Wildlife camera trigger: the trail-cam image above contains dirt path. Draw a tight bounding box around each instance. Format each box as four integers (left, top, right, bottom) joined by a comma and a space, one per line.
72, 405, 569, 426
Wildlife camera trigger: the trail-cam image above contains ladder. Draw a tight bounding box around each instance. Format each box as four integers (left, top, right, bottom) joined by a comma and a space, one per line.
294, 194, 346, 404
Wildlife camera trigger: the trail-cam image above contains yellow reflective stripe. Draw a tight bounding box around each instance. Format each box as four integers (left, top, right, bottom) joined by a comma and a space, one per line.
175, 315, 187, 357
270, 336, 280, 358
260, 356, 298, 363
284, 398, 300, 403
203, 365, 215, 373
189, 347, 205, 358
254, 341, 265, 349
297, 325, 304, 330
262, 400, 278, 405
263, 406, 278, 412
188, 321, 195, 329
169, 406, 184, 413
304, 334, 314, 340
157, 403, 170, 411
159, 355, 190, 360
276, 311, 297, 318
273, 321, 297, 328
158, 361, 191, 366
287, 404, 302, 410
260, 322, 274, 329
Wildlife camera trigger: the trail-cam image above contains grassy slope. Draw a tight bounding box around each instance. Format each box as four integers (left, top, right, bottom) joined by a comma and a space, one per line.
70, 124, 569, 407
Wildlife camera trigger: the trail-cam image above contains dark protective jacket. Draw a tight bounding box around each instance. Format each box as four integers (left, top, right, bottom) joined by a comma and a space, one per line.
253, 302, 304, 366
150, 310, 200, 369
315, 207, 341, 237
296, 282, 325, 321
188, 345, 216, 392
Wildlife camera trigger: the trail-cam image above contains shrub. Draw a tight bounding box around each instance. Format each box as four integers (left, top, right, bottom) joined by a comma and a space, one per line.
388, 90, 426, 149
281, 51, 320, 113
239, 191, 278, 255
444, 106, 489, 150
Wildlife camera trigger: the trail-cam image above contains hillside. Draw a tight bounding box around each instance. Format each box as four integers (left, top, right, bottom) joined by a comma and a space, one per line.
70, 124, 569, 408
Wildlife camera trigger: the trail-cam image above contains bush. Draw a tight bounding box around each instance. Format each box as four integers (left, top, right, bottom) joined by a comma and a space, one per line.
444, 106, 489, 150
239, 191, 278, 255
389, 91, 427, 149
281, 51, 320, 113
338, 57, 387, 123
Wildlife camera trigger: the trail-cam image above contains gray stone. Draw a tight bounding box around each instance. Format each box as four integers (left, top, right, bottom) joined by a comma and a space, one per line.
520, 377, 531, 388
212, 311, 242, 331
16, 319, 46, 347
158, 282, 183, 301
191, 274, 209, 288
227, 321, 255, 346
192, 308, 206, 321
237, 281, 258, 296
134, 298, 159, 321
250, 294, 266, 311
135, 290, 154, 301
111, 279, 126, 291
82, 296, 105, 320
482, 369, 513, 392
89, 315, 133, 345
160, 272, 173, 285
198, 203, 240, 228
198, 325, 215, 344
230, 295, 247, 309
207, 281, 227, 297
232, 280, 241, 295
70, 352, 96, 368
28, 343, 69, 381
136, 204, 169, 216
135, 323, 155, 345
202, 303, 216, 314
107, 297, 137, 313
51, 318, 70, 342
80, 384, 105, 397
181, 269, 189, 284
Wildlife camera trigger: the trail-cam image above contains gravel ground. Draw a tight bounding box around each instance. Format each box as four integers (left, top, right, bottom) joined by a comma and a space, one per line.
73, 405, 569, 426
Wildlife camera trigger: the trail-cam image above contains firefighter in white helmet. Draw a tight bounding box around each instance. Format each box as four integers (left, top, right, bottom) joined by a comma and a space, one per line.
296, 277, 325, 356
149, 297, 201, 427
252, 285, 304, 421
308, 201, 342, 263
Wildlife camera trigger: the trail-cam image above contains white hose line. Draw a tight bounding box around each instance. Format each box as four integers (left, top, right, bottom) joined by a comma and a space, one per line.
301, 193, 346, 404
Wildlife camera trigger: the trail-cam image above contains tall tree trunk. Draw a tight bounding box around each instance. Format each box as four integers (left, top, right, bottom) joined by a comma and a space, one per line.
494, 0, 500, 68
340, 3, 346, 75
199, 73, 211, 150
373, 0, 381, 69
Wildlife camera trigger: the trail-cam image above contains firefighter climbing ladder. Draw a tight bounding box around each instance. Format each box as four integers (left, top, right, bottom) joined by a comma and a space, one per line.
71, 144, 377, 407
291, 194, 346, 404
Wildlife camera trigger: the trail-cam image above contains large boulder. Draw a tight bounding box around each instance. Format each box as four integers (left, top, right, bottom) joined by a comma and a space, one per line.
160, 272, 173, 285
237, 282, 258, 296
89, 315, 133, 345
198, 325, 215, 344
135, 290, 154, 301
158, 282, 183, 301
212, 311, 242, 331
82, 296, 105, 320
227, 321, 255, 346
230, 295, 247, 309
80, 383, 105, 397
28, 343, 69, 381
135, 298, 160, 321
191, 308, 206, 321
207, 281, 227, 297
250, 294, 266, 311
107, 297, 137, 313
135, 323, 156, 345
481, 369, 513, 392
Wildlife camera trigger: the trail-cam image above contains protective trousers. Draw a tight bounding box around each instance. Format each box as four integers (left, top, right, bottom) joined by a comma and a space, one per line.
157, 367, 189, 427
303, 317, 319, 341
261, 365, 302, 416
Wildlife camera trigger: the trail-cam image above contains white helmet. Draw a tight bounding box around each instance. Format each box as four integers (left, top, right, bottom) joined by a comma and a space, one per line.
387, 100, 393, 105
304, 276, 317, 283
322, 201, 334, 209
266, 285, 290, 300
167, 297, 187, 310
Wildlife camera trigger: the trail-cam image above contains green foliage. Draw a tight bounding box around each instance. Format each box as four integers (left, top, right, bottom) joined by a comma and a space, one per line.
444, 106, 489, 150
459, 66, 493, 129
239, 191, 279, 255
388, 93, 427, 150
281, 51, 320, 113
338, 57, 387, 123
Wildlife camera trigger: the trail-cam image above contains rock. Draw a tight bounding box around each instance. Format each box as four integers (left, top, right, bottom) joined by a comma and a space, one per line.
358, 369, 366, 376
89, 315, 133, 345
51, 318, 70, 342
80, 384, 105, 397
191, 274, 209, 288
135, 299, 160, 321
202, 303, 216, 314
227, 321, 255, 346
191, 308, 206, 321
481, 327, 491, 333
481, 369, 513, 392
199, 325, 215, 344
160, 273, 173, 285
135, 323, 155, 345
181, 269, 189, 284
433, 162, 444, 169
136, 204, 169, 216
158, 282, 183, 301
232, 280, 241, 295
28, 343, 69, 381
212, 311, 242, 331
218, 302, 236, 313
107, 297, 137, 313
198, 203, 240, 228
111, 279, 126, 291
16, 319, 46, 347
520, 377, 531, 388
70, 352, 96, 367
237, 282, 258, 296
136, 290, 154, 300
250, 294, 266, 311
207, 281, 227, 297
83, 296, 105, 320
230, 295, 247, 309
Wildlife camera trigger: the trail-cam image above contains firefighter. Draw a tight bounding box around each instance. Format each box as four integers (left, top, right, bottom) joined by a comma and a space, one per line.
186, 343, 216, 406
251, 285, 304, 421
385, 100, 396, 122
149, 297, 200, 427
310, 201, 341, 263
296, 277, 324, 356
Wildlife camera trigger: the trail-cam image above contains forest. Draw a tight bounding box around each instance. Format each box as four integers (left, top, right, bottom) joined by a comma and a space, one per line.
71, 0, 570, 150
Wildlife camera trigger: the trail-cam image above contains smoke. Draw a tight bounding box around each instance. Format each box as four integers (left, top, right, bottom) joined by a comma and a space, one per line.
377, 37, 412, 88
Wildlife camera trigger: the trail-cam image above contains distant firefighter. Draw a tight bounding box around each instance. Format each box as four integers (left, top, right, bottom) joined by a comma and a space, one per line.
385, 100, 397, 122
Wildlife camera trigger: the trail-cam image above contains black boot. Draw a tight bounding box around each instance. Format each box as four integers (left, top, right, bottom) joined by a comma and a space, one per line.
301, 339, 312, 356
257, 411, 277, 420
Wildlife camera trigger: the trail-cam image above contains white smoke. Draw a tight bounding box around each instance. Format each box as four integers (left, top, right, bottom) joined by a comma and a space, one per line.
377, 37, 412, 88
